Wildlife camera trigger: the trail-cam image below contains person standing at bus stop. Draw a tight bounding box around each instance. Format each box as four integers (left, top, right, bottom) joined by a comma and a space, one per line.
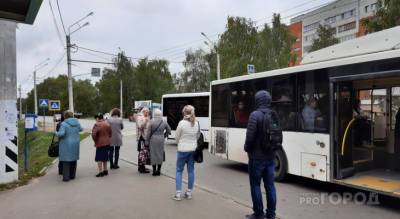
107, 108, 124, 169
136, 107, 151, 173
244, 90, 277, 219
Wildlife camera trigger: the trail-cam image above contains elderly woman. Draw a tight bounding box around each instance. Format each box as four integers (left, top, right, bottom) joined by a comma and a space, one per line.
56, 110, 82, 182
136, 107, 151, 173
92, 113, 112, 177
145, 109, 171, 176
107, 108, 124, 169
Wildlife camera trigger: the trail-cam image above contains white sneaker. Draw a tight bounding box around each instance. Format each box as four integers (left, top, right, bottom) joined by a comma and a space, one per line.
184, 191, 192, 199
172, 193, 182, 201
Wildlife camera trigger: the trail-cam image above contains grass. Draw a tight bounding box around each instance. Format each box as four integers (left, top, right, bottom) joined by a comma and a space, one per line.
0, 122, 89, 191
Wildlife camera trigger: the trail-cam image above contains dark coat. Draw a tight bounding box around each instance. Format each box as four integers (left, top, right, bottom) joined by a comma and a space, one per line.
244, 90, 275, 160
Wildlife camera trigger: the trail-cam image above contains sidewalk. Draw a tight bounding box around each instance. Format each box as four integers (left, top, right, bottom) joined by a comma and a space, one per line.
0, 136, 250, 219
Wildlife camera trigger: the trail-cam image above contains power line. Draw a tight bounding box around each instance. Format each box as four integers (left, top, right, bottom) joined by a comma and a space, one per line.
56, 0, 67, 35
49, 0, 65, 48
40, 52, 66, 79
77, 48, 112, 61
75, 45, 192, 63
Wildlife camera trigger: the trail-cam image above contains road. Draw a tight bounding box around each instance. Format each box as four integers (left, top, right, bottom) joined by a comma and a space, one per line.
37, 117, 400, 218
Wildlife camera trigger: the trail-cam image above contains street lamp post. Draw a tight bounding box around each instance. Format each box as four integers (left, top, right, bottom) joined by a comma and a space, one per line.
66, 12, 93, 113
201, 32, 220, 80
33, 58, 50, 115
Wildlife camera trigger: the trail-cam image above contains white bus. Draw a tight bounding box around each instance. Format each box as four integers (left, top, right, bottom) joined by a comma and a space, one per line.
162, 92, 210, 143
209, 26, 400, 198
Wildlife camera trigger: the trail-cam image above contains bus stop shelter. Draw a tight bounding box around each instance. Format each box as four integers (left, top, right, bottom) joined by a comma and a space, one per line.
0, 0, 43, 184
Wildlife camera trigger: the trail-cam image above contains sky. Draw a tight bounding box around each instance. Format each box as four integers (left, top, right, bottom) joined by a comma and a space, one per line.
16, 0, 333, 97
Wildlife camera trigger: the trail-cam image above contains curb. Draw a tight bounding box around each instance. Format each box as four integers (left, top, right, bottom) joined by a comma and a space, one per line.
39, 158, 58, 175
120, 157, 252, 210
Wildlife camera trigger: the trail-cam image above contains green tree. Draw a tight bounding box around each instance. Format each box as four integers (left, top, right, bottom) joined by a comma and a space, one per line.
309, 25, 339, 52
364, 0, 400, 33
178, 49, 211, 92
256, 14, 297, 71
25, 75, 97, 117
217, 16, 259, 78
133, 58, 174, 102
73, 79, 98, 116
96, 52, 135, 115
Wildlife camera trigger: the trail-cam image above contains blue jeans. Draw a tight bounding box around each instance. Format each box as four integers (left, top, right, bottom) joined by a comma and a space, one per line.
175, 151, 195, 192
248, 158, 276, 218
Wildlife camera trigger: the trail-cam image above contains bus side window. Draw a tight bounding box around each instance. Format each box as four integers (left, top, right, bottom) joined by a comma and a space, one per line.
298, 71, 329, 133
271, 75, 296, 131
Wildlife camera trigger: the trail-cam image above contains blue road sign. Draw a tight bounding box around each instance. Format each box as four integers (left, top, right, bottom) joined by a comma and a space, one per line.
49, 100, 61, 111
39, 99, 48, 108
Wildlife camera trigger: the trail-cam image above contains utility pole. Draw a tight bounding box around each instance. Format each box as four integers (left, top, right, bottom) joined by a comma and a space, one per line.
216, 53, 221, 80
33, 70, 38, 115
33, 58, 49, 115
117, 50, 123, 117
19, 85, 22, 120
65, 12, 94, 113
66, 35, 74, 113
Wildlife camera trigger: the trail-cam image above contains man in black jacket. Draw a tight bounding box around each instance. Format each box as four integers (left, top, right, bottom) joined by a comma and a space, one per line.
244, 90, 276, 219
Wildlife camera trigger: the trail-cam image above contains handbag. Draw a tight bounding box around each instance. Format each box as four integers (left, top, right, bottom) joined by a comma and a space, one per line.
48, 133, 59, 157
193, 121, 204, 163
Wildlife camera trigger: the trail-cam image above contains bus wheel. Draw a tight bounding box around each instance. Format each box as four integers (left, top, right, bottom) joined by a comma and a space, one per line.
274, 148, 288, 182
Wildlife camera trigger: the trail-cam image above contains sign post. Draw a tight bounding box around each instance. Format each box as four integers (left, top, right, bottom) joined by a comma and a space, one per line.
39, 99, 48, 131
247, 64, 255, 74
24, 113, 37, 171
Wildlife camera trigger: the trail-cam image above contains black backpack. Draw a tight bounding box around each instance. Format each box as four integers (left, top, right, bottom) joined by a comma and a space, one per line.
261, 109, 283, 151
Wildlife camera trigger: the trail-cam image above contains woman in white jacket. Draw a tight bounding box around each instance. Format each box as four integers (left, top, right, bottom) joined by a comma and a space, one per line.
173, 105, 199, 201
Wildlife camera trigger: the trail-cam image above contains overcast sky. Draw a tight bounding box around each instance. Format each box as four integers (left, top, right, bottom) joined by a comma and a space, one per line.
16, 0, 333, 96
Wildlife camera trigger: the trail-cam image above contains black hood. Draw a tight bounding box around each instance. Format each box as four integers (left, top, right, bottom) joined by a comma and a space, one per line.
255, 90, 271, 110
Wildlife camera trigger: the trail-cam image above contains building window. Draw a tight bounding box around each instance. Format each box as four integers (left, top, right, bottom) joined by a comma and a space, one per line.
338, 21, 356, 33
325, 16, 336, 24
370, 3, 377, 11
365, 5, 370, 13
304, 21, 320, 33
339, 34, 356, 42
341, 8, 356, 20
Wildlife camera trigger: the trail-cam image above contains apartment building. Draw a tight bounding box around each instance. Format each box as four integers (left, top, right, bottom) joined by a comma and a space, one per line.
289, 0, 379, 65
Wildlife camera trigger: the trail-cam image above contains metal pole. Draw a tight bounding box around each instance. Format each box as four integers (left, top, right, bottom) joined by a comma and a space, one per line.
120, 79, 123, 117
217, 53, 221, 80
19, 85, 22, 120
66, 35, 74, 113
24, 130, 29, 171
34, 70, 38, 115
43, 108, 45, 131
117, 53, 123, 117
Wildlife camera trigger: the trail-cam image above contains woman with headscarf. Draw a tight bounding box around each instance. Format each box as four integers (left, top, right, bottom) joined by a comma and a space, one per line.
145, 109, 171, 176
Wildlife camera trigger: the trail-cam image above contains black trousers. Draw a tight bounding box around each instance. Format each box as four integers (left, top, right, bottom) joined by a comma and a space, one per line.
62, 161, 77, 181
109, 146, 120, 166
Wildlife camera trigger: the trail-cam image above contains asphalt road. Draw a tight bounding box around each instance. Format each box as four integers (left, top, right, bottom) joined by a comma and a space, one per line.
37, 117, 400, 218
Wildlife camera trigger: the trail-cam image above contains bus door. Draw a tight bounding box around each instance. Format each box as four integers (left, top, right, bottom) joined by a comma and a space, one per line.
333, 81, 355, 179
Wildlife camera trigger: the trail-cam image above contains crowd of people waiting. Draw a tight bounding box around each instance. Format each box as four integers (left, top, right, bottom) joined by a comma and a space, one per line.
54, 105, 200, 202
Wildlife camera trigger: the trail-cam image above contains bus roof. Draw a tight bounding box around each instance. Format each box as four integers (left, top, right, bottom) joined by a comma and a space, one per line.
162, 92, 210, 99
212, 26, 400, 86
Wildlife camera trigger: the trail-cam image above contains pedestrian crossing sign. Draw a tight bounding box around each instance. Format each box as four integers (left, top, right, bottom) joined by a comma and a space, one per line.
49, 100, 61, 111
39, 99, 48, 108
